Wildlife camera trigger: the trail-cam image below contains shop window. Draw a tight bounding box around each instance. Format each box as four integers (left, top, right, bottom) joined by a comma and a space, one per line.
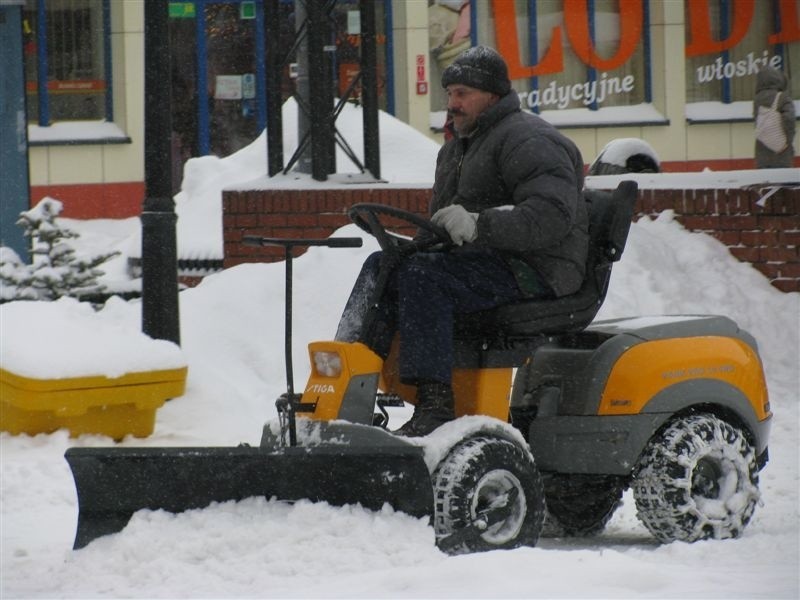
330, 0, 390, 111
23, 0, 111, 125
685, 0, 797, 106
431, 0, 650, 120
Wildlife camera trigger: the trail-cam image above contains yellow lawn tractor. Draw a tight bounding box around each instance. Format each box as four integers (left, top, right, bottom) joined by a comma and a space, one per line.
66, 181, 771, 554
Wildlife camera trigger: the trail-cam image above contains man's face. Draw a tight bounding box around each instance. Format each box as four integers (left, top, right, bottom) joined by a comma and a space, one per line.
446, 84, 499, 136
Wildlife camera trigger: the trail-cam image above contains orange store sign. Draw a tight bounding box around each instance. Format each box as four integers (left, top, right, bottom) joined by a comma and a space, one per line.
685, 0, 800, 55
493, 0, 642, 77
491, 0, 800, 79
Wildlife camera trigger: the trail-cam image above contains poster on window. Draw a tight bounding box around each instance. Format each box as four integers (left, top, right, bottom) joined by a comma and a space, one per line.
215, 75, 243, 100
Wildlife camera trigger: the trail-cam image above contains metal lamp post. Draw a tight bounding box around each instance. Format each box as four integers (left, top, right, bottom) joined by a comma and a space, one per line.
141, 0, 180, 345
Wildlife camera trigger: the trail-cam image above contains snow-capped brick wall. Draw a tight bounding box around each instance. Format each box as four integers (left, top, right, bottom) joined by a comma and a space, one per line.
636, 187, 799, 293
222, 187, 799, 293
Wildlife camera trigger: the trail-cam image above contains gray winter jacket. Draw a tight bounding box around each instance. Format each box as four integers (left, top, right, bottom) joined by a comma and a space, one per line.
431, 92, 587, 297
753, 66, 795, 168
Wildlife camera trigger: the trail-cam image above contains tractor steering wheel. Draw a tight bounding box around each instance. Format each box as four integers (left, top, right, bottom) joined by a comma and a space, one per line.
348, 203, 452, 255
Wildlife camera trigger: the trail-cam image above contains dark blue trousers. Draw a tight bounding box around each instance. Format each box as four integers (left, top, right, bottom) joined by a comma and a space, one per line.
336, 247, 527, 386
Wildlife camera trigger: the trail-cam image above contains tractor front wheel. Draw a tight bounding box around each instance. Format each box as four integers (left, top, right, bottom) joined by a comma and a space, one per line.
432, 435, 544, 554
632, 413, 760, 543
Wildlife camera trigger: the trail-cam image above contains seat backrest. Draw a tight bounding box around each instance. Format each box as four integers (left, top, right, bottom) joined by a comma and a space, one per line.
453, 180, 638, 346
583, 179, 637, 296
586, 179, 637, 265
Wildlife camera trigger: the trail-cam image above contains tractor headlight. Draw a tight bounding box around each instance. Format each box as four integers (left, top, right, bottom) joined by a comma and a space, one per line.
313, 351, 342, 378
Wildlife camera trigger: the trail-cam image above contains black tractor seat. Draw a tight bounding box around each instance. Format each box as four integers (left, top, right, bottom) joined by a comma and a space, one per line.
454, 180, 638, 365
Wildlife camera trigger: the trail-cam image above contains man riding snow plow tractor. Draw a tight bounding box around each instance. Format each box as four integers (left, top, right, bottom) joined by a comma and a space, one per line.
66, 46, 770, 553
66, 181, 771, 554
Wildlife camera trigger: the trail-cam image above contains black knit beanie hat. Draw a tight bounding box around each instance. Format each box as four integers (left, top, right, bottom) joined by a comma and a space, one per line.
441, 46, 511, 97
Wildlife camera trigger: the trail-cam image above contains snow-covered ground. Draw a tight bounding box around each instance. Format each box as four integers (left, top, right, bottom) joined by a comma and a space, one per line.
2, 103, 799, 598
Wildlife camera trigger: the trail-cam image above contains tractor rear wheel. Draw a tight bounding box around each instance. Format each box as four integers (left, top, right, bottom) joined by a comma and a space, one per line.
541, 473, 624, 537
632, 413, 759, 543
432, 435, 544, 554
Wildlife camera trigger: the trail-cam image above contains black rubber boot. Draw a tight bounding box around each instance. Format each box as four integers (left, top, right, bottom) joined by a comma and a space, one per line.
394, 383, 455, 437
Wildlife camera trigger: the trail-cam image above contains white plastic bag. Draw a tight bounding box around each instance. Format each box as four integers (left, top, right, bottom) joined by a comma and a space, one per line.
755, 92, 788, 153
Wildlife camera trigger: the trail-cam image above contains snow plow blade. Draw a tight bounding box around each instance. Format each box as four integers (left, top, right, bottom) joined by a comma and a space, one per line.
65, 440, 433, 549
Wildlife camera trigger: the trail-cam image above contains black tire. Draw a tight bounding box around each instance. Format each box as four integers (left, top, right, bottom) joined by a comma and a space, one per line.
632, 413, 760, 543
541, 473, 625, 537
432, 435, 544, 554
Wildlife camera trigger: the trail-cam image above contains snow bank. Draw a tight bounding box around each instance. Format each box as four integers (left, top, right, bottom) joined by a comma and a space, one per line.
0, 297, 185, 379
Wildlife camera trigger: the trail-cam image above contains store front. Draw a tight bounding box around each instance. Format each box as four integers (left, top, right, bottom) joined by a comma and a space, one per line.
428, 0, 798, 137
24, 0, 392, 213
18, 1, 798, 220
168, 0, 391, 188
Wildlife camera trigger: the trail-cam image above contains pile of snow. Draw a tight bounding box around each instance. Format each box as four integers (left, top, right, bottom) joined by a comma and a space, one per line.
1, 212, 798, 598
0, 297, 185, 379
127, 99, 441, 262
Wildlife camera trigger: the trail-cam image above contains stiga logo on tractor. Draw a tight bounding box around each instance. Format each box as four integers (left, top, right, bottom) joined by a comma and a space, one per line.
306, 383, 335, 394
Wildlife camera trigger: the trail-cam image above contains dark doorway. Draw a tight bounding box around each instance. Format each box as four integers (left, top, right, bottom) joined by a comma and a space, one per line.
169, 0, 266, 191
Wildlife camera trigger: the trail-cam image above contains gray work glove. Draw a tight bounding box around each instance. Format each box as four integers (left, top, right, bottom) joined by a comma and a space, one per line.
431, 204, 478, 245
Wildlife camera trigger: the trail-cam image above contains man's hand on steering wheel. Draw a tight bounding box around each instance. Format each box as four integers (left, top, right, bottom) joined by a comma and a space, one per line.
348, 203, 454, 256
431, 204, 478, 246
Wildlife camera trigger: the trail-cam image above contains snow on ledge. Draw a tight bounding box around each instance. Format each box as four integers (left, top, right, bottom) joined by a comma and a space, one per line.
685, 99, 800, 122
430, 102, 668, 130
225, 171, 432, 192
586, 168, 800, 191
540, 103, 668, 127
28, 120, 130, 144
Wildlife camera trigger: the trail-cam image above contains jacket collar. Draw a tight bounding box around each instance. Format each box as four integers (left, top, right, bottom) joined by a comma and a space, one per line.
460, 91, 520, 140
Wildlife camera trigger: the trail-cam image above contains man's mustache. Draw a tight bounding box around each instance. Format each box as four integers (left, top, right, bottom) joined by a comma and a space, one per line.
448, 109, 466, 118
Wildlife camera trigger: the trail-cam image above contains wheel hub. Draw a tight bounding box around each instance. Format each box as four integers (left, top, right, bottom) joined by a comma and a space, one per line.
692, 456, 724, 499
471, 469, 527, 544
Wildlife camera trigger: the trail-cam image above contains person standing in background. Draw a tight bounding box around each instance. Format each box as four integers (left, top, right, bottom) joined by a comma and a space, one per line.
753, 66, 795, 168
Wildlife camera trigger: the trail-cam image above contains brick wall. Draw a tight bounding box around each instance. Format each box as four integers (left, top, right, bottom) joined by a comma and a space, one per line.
222, 186, 800, 293
223, 187, 429, 264
636, 187, 799, 293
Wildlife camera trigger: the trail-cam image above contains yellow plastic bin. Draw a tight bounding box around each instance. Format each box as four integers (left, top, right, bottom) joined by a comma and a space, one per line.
0, 366, 187, 439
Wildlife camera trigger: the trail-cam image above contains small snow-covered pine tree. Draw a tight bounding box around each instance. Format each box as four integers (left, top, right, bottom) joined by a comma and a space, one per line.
0, 247, 37, 301
1, 197, 119, 301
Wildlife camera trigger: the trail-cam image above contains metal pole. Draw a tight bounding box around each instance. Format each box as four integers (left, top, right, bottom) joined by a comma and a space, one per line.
141, 0, 180, 345
307, 0, 334, 180
254, 1, 267, 133
36, 0, 49, 126
196, 1, 210, 156
360, 0, 380, 179
294, 0, 312, 174
264, 0, 283, 176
